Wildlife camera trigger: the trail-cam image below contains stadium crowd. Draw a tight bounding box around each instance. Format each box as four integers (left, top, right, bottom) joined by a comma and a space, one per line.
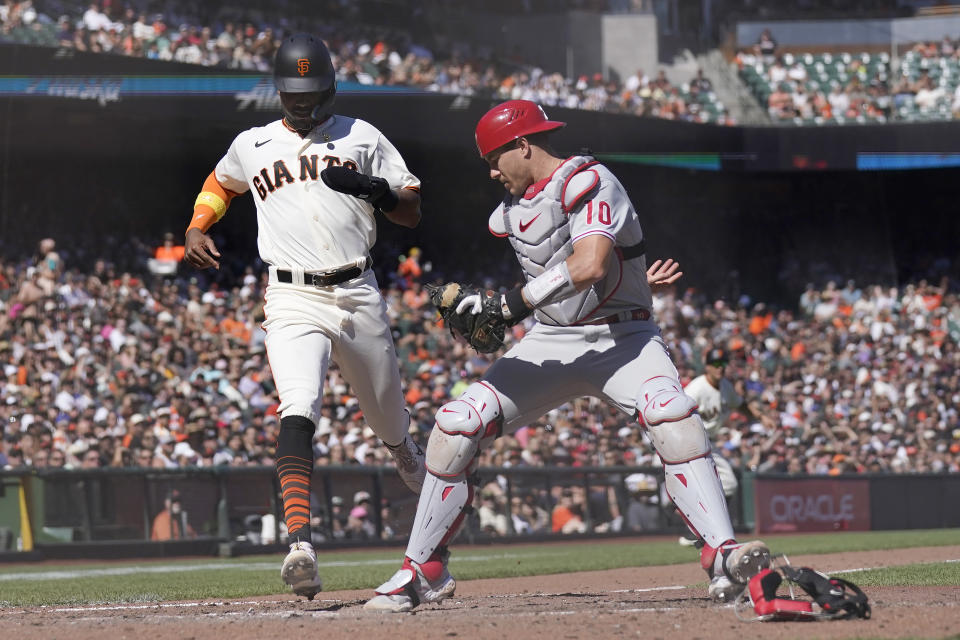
738, 28, 960, 123
0, 0, 730, 123
2, 237, 957, 485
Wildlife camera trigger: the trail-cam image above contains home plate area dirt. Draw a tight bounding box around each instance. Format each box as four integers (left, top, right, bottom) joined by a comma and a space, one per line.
2, 545, 958, 640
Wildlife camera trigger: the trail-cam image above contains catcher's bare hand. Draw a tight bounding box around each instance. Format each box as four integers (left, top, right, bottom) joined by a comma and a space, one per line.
184, 228, 221, 270
646, 258, 682, 292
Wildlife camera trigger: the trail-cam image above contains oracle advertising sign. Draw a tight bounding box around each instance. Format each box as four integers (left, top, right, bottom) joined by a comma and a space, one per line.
754, 478, 871, 533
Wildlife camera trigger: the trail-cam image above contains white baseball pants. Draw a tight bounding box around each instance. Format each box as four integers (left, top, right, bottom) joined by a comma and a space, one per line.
262, 270, 408, 445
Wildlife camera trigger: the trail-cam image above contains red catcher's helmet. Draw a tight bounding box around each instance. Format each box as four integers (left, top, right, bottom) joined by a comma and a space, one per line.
474, 100, 566, 157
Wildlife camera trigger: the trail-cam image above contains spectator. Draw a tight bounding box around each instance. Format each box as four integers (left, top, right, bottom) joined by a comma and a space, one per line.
150, 490, 196, 540
149, 232, 185, 277
37, 238, 62, 283
346, 490, 376, 539
396, 247, 423, 289
515, 494, 550, 533
757, 29, 777, 63
914, 74, 945, 110
477, 485, 509, 536
768, 83, 794, 120
768, 57, 788, 84
80, 446, 102, 469
827, 82, 851, 117
624, 473, 660, 531
551, 488, 587, 534
2, 445, 23, 469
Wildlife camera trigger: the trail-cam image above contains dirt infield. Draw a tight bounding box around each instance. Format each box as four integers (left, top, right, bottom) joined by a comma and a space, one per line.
1, 545, 958, 640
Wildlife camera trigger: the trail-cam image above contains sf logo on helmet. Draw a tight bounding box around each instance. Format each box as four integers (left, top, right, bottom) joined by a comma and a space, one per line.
297, 58, 310, 76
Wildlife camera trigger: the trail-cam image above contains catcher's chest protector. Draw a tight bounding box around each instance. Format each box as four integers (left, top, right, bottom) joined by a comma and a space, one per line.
490, 156, 603, 326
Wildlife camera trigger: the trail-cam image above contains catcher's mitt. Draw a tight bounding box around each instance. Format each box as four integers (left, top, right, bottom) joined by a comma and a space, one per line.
426, 283, 506, 353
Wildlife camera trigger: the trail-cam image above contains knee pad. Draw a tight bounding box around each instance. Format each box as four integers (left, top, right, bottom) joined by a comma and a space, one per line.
645, 413, 711, 463
637, 376, 698, 426
637, 376, 710, 463
426, 382, 503, 477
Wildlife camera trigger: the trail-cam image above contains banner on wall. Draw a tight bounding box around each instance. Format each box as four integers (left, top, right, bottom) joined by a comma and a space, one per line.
754, 477, 871, 533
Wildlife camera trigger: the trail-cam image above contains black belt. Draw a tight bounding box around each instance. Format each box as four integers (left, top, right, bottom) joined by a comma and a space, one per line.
277, 257, 372, 287
581, 308, 651, 325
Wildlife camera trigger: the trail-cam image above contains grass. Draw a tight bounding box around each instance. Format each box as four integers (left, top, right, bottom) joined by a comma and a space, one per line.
0, 528, 957, 606
842, 560, 960, 587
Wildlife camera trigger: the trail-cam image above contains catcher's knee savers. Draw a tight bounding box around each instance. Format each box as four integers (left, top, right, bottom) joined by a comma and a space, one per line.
637, 376, 711, 463
405, 383, 503, 564
426, 382, 503, 477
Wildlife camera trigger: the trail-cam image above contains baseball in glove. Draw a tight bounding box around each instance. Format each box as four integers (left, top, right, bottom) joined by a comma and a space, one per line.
426, 283, 506, 353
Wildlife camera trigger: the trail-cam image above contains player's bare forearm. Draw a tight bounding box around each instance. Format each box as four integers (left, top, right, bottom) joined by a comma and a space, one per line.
382, 189, 420, 228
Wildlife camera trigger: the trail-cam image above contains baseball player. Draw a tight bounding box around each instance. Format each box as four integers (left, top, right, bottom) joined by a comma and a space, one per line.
364, 100, 770, 612
183, 33, 426, 600
684, 347, 746, 498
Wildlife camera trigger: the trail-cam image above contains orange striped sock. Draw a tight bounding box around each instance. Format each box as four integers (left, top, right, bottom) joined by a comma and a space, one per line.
276, 416, 317, 541
277, 455, 313, 540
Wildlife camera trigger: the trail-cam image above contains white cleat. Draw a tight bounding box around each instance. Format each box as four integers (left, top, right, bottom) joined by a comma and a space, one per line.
678, 535, 698, 547
386, 436, 426, 494
708, 574, 744, 603
723, 540, 771, 585
281, 540, 322, 600
364, 556, 456, 612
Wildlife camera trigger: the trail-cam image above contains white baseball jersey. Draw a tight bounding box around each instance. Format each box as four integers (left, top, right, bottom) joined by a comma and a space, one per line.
214, 115, 420, 271
684, 375, 743, 437
209, 114, 418, 446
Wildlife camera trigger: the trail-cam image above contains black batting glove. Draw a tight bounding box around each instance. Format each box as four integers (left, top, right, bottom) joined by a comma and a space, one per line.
320, 166, 399, 212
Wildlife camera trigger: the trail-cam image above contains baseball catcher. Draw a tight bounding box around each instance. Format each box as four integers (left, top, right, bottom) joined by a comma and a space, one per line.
364, 100, 770, 613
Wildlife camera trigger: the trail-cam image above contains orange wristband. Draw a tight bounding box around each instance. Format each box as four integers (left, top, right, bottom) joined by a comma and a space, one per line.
187, 171, 234, 234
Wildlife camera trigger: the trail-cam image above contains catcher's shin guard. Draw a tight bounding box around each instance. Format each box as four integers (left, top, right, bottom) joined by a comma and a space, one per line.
664, 455, 736, 549
406, 382, 501, 563
405, 471, 474, 564
637, 377, 735, 548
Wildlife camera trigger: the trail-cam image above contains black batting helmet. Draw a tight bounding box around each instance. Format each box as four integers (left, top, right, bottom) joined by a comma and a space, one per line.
273, 33, 336, 129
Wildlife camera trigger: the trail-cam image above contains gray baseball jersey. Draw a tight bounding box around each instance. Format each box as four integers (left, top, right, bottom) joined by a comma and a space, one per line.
481, 156, 675, 432
488, 155, 651, 326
